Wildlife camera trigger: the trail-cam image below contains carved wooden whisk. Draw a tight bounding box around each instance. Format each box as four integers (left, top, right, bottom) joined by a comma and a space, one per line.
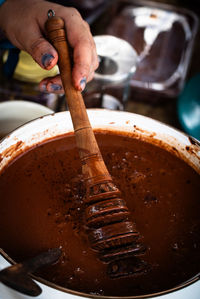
45, 10, 146, 276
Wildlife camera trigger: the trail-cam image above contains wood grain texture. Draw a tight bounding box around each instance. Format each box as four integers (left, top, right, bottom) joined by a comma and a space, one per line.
45, 16, 111, 185
45, 15, 145, 272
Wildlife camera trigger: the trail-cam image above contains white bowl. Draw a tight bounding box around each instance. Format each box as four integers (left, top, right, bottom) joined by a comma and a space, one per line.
0, 100, 53, 138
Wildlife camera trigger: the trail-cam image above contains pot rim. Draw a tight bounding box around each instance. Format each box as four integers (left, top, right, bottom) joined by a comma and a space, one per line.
0, 109, 199, 174
0, 109, 200, 298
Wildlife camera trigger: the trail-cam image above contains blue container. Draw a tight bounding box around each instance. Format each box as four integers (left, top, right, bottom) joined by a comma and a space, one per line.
178, 73, 200, 141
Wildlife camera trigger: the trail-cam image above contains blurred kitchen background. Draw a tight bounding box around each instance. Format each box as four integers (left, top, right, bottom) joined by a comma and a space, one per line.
0, 0, 200, 140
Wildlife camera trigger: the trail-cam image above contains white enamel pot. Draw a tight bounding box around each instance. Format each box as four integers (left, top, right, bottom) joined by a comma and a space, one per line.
0, 109, 199, 299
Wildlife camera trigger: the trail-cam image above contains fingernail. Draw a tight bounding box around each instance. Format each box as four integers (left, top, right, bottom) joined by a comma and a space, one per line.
40, 84, 46, 92
80, 77, 86, 91
42, 53, 54, 68
50, 84, 62, 91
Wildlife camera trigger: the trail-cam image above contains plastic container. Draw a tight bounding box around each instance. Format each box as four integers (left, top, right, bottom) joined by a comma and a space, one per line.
178, 73, 200, 140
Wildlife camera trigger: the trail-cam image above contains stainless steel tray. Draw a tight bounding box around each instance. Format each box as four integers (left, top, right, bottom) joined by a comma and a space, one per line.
97, 0, 199, 97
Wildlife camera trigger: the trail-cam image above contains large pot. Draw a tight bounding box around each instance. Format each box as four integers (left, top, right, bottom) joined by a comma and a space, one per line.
0, 109, 200, 299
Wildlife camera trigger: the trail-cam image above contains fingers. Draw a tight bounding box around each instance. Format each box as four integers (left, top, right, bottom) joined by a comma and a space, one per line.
39, 8, 99, 92
18, 23, 59, 71
29, 42, 58, 71
71, 37, 98, 91
61, 11, 99, 90
39, 75, 64, 94
28, 37, 58, 70
0, 0, 59, 71
0, 0, 99, 92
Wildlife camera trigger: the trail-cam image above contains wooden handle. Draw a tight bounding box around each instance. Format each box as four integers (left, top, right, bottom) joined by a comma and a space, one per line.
45, 13, 111, 185
45, 14, 145, 268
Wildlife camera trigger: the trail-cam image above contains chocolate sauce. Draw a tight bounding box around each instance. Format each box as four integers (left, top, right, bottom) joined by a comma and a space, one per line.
0, 132, 199, 296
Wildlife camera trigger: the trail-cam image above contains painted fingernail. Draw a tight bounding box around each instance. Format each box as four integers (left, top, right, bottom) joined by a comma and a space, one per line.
40, 84, 46, 92
50, 84, 62, 91
42, 53, 54, 68
80, 77, 86, 91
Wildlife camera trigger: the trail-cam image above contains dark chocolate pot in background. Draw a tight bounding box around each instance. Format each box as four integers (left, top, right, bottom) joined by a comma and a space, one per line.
0, 132, 199, 296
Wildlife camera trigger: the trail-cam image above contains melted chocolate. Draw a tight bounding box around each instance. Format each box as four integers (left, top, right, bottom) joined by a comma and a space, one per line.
0, 132, 199, 296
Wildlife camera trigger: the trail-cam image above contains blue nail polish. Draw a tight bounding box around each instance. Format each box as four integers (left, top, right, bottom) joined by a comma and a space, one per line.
40, 84, 46, 91
50, 84, 62, 91
80, 77, 86, 91
42, 53, 54, 68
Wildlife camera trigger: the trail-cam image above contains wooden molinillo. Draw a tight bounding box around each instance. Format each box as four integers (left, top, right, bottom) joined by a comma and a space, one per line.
45, 10, 145, 275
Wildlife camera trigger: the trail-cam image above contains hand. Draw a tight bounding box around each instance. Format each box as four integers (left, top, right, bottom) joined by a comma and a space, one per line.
0, 0, 99, 93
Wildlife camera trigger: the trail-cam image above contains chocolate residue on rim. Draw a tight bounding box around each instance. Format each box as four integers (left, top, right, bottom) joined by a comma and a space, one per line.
189, 136, 200, 147
1, 141, 23, 158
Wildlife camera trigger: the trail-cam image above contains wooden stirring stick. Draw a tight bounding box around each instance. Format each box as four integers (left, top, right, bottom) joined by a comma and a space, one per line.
45, 10, 146, 276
